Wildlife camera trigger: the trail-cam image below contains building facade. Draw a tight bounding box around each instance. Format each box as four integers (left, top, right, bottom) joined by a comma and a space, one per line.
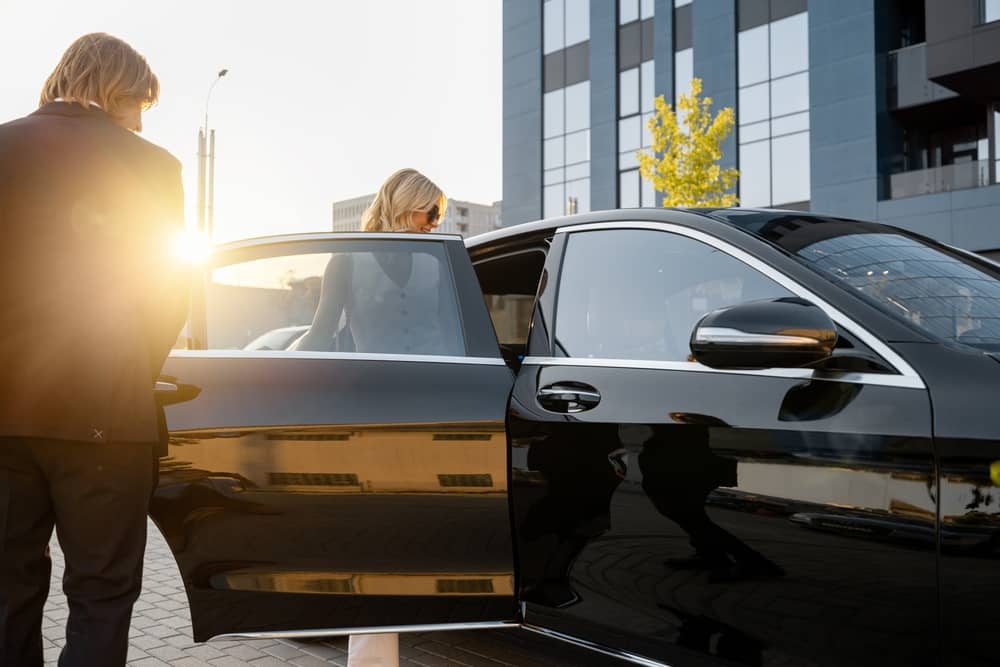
332, 195, 502, 237
503, 0, 1000, 253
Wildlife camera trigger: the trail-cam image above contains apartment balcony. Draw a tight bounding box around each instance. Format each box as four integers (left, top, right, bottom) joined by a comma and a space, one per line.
888, 160, 991, 199
887, 43, 958, 111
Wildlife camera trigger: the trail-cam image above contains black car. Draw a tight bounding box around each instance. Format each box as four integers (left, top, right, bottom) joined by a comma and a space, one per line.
153, 209, 1000, 667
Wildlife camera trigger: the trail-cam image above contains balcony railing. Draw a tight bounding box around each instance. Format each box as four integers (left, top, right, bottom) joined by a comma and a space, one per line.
886, 43, 958, 110
889, 160, 990, 199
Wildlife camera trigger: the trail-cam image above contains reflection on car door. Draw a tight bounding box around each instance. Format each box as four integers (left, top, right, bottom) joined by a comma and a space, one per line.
510, 225, 938, 667
151, 234, 517, 641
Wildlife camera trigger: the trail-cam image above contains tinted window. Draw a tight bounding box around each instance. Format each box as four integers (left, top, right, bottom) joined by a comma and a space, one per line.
474, 250, 546, 347
554, 229, 793, 361
207, 242, 465, 356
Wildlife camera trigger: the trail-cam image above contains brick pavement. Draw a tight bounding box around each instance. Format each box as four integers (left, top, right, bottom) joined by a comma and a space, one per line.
41, 520, 613, 667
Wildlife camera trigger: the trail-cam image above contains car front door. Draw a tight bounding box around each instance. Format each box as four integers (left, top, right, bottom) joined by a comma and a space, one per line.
150, 233, 517, 642
509, 222, 939, 667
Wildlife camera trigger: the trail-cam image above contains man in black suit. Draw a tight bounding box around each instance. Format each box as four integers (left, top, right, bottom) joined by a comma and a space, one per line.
0, 33, 188, 666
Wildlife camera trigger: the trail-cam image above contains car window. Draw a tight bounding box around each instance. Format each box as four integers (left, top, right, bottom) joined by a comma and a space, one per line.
554, 228, 793, 361
473, 249, 546, 347
205, 241, 466, 356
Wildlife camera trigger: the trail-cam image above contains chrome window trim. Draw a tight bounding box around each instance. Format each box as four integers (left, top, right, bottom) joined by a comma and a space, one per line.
170, 350, 506, 366
522, 356, 925, 389
215, 232, 462, 253
521, 624, 670, 667
554, 220, 926, 387
210, 620, 518, 642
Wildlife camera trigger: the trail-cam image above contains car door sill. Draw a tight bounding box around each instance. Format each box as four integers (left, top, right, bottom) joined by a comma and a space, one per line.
520, 624, 670, 667
209, 620, 520, 642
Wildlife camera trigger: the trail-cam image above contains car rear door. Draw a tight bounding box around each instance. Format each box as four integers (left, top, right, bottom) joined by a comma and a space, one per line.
150, 233, 517, 641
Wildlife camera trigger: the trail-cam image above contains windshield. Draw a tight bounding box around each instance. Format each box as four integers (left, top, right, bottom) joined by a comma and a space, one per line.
708, 211, 1000, 351
798, 233, 1000, 350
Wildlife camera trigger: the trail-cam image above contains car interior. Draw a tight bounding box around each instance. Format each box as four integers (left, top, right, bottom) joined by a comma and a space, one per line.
473, 247, 548, 370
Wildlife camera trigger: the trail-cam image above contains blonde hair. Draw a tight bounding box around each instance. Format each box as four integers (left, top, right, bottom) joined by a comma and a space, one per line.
39, 33, 159, 122
362, 168, 447, 232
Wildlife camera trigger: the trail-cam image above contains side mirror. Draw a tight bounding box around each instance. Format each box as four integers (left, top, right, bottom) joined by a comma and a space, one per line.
690, 297, 837, 370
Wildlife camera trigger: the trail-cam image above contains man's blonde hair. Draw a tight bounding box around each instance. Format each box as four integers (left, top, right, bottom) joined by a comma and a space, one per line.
39, 33, 159, 121
362, 168, 447, 232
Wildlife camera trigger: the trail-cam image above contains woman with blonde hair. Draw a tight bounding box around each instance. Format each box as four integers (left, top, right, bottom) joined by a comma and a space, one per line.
296, 168, 458, 357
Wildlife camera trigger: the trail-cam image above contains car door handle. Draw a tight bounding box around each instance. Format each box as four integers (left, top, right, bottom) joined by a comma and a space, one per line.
154, 381, 178, 393
537, 383, 601, 413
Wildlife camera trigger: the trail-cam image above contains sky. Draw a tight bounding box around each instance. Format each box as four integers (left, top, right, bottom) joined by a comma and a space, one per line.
0, 0, 502, 243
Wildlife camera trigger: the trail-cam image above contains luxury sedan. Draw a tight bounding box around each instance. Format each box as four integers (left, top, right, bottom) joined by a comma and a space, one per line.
152, 208, 1000, 667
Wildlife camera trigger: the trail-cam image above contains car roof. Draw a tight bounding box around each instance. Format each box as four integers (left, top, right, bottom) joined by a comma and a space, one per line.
463, 207, 865, 250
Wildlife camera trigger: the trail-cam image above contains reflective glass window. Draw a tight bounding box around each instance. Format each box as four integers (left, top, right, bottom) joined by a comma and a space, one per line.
740, 120, 770, 143
771, 132, 810, 204
620, 150, 639, 170
544, 167, 565, 186
771, 111, 809, 136
566, 178, 591, 214
543, 90, 564, 138
565, 129, 590, 165
770, 72, 809, 117
565, 81, 591, 132
770, 13, 809, 78
738, 9, 809, 207
212, 244, 466, 356
620, 67, 640, 116
554, 229, 792, 361
619, 115, 642, 152
739, 82, 770, 125
565, 162, 590, 180
995, 108, 999, 183
544, 184, 566, 218
619, 170, 640, 207
674, 0, 692, 7
641, 175, 656, 207
544, 0, 565, 55
641, 60, 655, 113
544, 136, 565, 169
988, 0, 1000, 22
738, 25, 769, 86
565, 0, 590, 46
641, 0, 655, 19
674, 48, 694, 103
620, 0, 639, 24
642, 111, 655, 148
739, 141, 771, 206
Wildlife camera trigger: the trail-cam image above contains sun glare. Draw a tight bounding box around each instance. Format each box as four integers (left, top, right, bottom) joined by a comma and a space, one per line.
170, 229, 213, 265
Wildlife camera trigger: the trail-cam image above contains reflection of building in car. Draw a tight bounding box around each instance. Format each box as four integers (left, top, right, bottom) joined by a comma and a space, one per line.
242, 325, 309, 351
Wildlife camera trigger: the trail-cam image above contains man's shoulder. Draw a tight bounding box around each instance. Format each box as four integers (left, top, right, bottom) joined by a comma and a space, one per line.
121, 130, 181, 174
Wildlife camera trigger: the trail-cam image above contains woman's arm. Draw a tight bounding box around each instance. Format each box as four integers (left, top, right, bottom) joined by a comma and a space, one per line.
294, 253, 352, 351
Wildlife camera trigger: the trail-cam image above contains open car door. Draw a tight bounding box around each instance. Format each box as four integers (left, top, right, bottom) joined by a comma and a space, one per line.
150, 233, 517, 641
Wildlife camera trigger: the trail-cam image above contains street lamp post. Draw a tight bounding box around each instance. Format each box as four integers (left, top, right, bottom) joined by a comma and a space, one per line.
197, 69, 228, 237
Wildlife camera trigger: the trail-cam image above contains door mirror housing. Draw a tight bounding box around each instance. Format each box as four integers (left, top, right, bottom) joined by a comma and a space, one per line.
690, 297, 838, 370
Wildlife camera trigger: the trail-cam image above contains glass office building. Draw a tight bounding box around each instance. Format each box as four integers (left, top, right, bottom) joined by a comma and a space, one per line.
502, 0, 1000, 256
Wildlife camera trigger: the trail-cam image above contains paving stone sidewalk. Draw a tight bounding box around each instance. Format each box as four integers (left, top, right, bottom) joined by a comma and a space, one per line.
41, 520, 612, 666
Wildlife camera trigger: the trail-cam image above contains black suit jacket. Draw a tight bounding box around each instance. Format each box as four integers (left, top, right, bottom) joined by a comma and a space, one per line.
0, 102, 188, 445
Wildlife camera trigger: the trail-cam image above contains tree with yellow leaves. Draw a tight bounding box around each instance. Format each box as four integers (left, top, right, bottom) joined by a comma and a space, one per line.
637, 77, 739, 207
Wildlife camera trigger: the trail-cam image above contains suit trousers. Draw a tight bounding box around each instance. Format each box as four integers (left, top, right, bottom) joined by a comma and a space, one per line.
0, 437, 156, 667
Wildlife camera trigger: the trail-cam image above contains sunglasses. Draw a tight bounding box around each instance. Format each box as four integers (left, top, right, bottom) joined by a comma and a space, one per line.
426, 204, 441, 224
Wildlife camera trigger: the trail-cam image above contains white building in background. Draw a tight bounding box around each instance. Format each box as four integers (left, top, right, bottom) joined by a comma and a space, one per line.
332, 194, 502, 238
